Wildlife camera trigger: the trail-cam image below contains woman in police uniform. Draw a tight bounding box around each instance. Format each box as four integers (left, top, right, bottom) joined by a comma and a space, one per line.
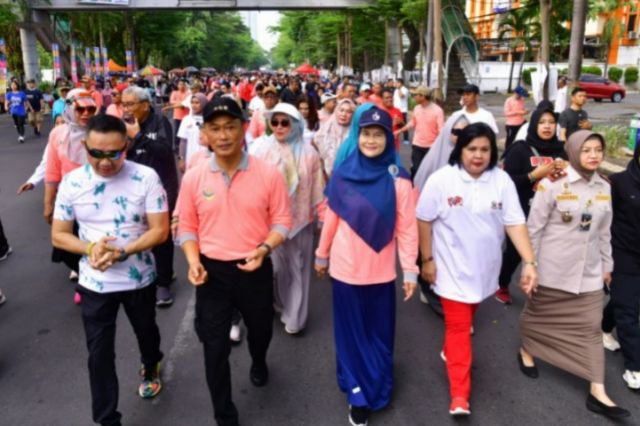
519, 130, 630, 420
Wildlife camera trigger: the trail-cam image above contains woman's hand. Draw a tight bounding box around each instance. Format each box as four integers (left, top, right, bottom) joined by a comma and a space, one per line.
520, 264, 538, 298
530, 162, 555, 181
315, 263, 328, 278
603, 272, 612, 288
421, 260, 437, 286
403, 282, 417, 301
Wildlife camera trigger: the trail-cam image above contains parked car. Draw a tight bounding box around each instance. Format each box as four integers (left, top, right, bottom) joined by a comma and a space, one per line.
578, 74, 626, 103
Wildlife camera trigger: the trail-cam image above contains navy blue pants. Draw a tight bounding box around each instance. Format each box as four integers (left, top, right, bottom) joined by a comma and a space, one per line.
332, 278, 395, 411
610, 273, 640, 371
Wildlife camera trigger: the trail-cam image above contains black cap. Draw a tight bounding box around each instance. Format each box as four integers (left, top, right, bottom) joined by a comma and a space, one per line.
457, 84, 480, 95
202, 97, 246, 123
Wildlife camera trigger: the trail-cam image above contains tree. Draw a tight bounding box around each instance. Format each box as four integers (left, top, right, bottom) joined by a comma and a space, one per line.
568, 0, 588, 87
497, 7, 539, 91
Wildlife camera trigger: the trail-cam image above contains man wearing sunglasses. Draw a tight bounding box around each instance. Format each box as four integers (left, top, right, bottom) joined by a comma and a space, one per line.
52, 114, 169, 426
176, 97, 291, 426
122, 85, 179, 307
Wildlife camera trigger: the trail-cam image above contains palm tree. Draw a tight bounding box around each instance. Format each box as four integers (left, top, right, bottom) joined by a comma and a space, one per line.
497, 7, 539, 92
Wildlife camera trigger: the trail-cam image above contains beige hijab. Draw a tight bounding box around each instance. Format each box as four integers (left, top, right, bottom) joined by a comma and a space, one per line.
565, 130, 605, 181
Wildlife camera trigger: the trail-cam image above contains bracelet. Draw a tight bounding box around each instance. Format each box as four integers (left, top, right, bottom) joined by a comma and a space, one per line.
422, 256, 434, 264
85, 242, 96, 256
257, 242, 273, 256
523, 260, 538, 267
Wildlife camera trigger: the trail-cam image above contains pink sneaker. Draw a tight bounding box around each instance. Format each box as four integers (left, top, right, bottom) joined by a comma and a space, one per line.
74, 291, 82, 305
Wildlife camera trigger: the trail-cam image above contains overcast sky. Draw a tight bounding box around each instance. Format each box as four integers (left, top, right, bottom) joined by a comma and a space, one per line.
241, 11, 281, 52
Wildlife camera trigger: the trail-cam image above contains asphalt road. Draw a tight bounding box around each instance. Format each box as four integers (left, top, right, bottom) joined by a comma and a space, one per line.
0, 106, 638, 426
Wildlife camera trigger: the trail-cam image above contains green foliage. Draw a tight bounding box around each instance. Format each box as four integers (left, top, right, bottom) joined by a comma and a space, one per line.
558, 68, 568, 75
0, 5, 23, 74
521, 67, 537, 86
582, 65, 602, 76
608, 67, 623, 82
593, 124, 629, 157
624, 66, 639, 84
56, 11, 266, 71
38, 80, 53, 94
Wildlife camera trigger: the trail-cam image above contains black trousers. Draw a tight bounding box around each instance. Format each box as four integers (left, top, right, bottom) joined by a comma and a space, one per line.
411, 145, 430, 179
0, 215, 8, 252
610, 273, 640, 371
12, 114, 26, 137
173, 119, 182, 152
505, 124, 524, 150
402, 112, 410, 142
195, 255, 274, 426
498, 237, 521, 289
51, 222, 81, 272
153, 237, 174, 288
78, 283, 163, 426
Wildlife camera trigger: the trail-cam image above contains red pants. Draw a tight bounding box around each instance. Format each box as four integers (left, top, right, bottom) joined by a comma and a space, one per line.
441, 297, 479, 400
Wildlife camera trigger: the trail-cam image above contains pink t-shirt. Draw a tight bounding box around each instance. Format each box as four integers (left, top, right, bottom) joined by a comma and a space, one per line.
45, 124, 83, 184
170, 90, 190, 121
504, 96, 526, 126
410, 102, 444, 148
177, 154, 292, 261
315, 178, 419, 285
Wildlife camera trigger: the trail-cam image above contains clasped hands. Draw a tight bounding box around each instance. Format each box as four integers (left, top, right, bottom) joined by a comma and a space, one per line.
88, 236, 125, 272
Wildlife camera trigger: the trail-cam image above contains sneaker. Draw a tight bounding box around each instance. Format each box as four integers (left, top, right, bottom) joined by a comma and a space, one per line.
284, 325, 301, 335
249, 362, 269, 387
229, 324, 242, 343
18, 136, 24, 144
419, 291, 429, 304
138, 362, 162, 399
69, 270, 79, 281
449, 397, 471, 416
440, 350, 446, 362
349, 405, 370, 426
156, 286, 173, 307
73, 291, 82, 305
0, 246, 13, 262
0, 290, 6, 306
495, 288, 512, 304
603, 333, 621, 351
623, 370, 640, 390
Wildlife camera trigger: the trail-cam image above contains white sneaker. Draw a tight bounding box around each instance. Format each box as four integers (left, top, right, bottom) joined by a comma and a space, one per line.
603, 333, 621, 351
419, 291, 429, 304
69, 270, 79, 281
440, 350, 446, 362
623, 370, 640, 390
229, 324, 242, 342
0, 246, 12, 262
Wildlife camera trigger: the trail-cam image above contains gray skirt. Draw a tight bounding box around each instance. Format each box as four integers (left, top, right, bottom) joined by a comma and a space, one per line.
520, 285, 605, 383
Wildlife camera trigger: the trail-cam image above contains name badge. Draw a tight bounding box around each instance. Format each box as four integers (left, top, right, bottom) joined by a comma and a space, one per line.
595, 194, 611, 202
555, 194, 578, 201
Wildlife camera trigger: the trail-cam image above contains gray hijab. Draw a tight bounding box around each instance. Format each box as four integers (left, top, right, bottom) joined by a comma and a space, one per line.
414, 112, 470, 191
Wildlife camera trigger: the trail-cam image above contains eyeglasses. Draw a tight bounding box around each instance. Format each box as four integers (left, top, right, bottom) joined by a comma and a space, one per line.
112, 92, 120, 96
86, 146, 127, 160
122, 101, 141, 108
270, 118, 290, 128
76, 106, 97, 115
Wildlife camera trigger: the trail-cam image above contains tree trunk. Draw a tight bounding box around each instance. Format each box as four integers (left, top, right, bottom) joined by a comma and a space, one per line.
539, 0, 552, 100
433, 0, 444, 100
508, 47, 516, 92
402, 23, 421, 71
568, 0, 587, 87
517, 47, 527, 86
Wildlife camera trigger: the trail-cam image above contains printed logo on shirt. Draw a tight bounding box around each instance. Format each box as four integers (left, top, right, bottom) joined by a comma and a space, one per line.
447, 196, 463, 207
491, 201, 503, 210
202, 188, 215, 201
146, 132, 157, 140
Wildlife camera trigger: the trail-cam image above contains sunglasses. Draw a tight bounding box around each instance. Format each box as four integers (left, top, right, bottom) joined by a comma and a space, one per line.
76, 105, 97, 115
86, 146, 127, 160
270, 118, 290, 128
112, 92, 120, 96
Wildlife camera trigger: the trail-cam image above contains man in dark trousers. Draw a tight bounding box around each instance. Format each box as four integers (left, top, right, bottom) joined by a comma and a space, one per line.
122, 85, 179, 306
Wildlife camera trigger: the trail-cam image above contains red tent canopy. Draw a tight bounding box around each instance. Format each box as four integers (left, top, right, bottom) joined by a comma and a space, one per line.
295, 63, 319, 76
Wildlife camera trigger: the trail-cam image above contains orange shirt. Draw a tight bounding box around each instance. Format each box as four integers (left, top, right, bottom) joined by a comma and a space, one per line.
410, 102, 444, 148
170, 90, 190, 121
177, 152, 292, 260
45, 124, 83, 184
106, 103, 124, 119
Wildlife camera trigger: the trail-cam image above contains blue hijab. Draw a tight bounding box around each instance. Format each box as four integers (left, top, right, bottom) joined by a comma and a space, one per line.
326, 107, 410, 253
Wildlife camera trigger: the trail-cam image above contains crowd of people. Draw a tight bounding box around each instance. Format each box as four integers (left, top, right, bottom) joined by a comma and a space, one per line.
0, 69, 639, 426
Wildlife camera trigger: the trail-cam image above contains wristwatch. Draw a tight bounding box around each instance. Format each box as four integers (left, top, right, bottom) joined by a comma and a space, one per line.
116, 248, 130, 263
257, 242, 273, 256
524, 260, 538, 268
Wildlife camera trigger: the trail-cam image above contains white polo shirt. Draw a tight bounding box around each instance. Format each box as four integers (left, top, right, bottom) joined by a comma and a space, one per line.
463, 107, 500, 135
416, 165, 525, 303
177, 114, 205, 167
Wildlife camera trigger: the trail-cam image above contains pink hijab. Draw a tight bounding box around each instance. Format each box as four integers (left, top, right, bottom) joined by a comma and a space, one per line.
313, 98, 355, 176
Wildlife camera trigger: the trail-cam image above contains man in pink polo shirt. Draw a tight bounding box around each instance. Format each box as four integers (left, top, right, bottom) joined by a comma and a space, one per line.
503, 85, 528, 148
176, 97, 292, 426
394, 86, 444, 178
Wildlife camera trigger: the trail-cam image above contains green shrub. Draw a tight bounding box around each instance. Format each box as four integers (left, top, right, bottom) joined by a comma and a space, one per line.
624, 66, 638, 84
582, 65, 602, 76
608, 67, 623, 82
38, 81, 53, 94
558, 68, 569, 76
593, 125, 628, 157
521, 67, 537, 86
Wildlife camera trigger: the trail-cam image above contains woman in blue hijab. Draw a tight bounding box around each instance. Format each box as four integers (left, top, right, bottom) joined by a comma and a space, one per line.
314, 106, 419, 426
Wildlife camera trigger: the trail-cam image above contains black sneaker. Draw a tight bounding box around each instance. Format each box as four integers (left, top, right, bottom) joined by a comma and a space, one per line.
249, 362, 269, 387
156, 286, 174, 307
0, 246, 13, 262
349, 405, 370, 426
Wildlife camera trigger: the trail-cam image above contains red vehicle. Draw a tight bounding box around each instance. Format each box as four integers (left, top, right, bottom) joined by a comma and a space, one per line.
578, 74, 626, 103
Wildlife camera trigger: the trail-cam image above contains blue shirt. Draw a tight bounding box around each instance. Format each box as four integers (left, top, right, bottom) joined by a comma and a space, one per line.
7, 91, 27, 116
52, 98, 66, 123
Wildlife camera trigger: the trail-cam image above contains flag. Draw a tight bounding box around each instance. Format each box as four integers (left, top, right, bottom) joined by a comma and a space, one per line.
126, 50, 133, 74
71, 45, 78, 84
52, 43, 61, 82
94, 46, 102, 76
0, 38, 7, 96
